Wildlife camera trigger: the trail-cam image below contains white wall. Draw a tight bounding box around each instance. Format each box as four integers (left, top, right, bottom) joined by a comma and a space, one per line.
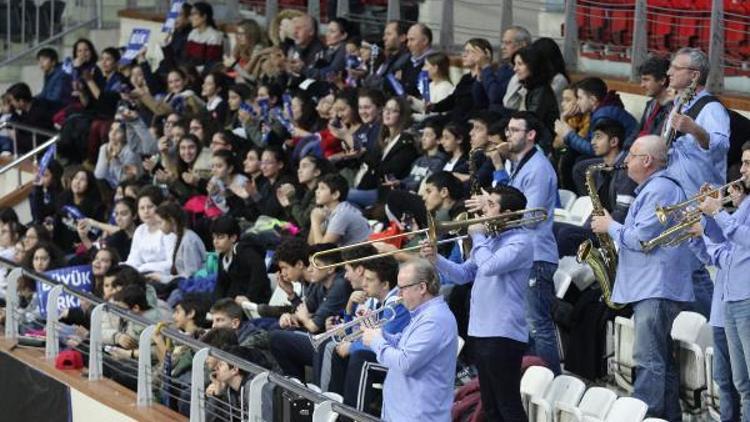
69, 388, 136, 422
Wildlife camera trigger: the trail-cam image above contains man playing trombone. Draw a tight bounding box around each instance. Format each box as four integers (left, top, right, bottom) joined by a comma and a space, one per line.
421, 185, 532, 422
361, 258, 457, 422
591, 135, 694, 420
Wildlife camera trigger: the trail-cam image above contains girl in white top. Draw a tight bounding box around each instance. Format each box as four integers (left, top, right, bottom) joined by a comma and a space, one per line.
410, 52, 455, 121
148, 202, 206, 285
126, 187, 176, 274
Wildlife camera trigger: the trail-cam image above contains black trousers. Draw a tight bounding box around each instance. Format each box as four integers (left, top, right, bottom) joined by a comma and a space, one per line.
553, 222, 596, 258
269, 329, 315, 381
472, 336, 527, 422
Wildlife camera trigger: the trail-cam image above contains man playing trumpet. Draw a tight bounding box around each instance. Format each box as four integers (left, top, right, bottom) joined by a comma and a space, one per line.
591, 135, 694, 420
420, 184, 532, 422
698, 142, 750, 420
361, 259, 457, 422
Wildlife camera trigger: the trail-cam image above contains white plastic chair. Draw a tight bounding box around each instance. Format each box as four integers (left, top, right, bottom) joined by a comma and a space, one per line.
554, 256, 596, 298
611, 316, 636, 393
248, 372, 270, 422
528, 375, 586, 422
556, 386, 617, 422
521, 365, 555, 414
671, 311, 709, 412
703, 346, 721, 421
554, 196, 593, 226
559, 189, 578, 211
604, 397, 648, 422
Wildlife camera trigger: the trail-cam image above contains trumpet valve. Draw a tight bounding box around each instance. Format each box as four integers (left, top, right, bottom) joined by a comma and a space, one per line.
655, 206, 669, 225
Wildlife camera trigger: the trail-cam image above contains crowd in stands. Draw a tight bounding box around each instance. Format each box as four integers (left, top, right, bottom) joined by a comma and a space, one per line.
0, 1, 749, 421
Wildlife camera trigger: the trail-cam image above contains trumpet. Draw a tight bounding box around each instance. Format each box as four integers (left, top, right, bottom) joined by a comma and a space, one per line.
308, 298, 403, 351
310, 208, 548, 270
642, 181, 743, 251
655, 177, 746, 225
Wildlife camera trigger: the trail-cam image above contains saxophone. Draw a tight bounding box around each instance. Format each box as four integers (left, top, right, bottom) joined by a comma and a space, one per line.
664, 77, 698, 148
576, 163, 625, 310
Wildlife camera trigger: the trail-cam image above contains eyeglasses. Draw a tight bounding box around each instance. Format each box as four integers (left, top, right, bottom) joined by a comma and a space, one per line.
669, 64, 699, 72
383, 107, 400, 114
398, 280, 424, 291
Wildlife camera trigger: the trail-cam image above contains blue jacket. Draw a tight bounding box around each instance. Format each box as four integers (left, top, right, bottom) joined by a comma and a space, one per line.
472, 63, 514, 112
564, 92, 638, 156
37, 64, 72, 109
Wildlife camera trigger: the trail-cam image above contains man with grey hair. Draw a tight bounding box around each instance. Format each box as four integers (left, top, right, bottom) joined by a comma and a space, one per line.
401, 23, 434, 98
592, 135, 695, 420
362, 258, 457, 421
474, 25, 532, 111
665, 47, 730, 319
287, 14, 323, 76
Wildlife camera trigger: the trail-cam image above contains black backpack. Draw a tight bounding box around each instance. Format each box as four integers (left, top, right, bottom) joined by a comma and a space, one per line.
682, 95, 750, 179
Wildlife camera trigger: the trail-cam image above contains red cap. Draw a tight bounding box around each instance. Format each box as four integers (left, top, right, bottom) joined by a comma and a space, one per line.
55, 350, 84, 370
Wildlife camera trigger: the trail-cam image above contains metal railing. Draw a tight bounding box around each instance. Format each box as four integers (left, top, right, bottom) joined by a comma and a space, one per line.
1, 257, 381, 421
0, 121, 58, 186
0, 0, 103, 67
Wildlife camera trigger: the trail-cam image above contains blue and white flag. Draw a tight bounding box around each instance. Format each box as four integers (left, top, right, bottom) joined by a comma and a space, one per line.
35, 144, 56, 184
417, 70, 430, 103
386, 73, 405, 96
162, 0, 186, 32
36, 265, 93, 318
119, 28, 151, 65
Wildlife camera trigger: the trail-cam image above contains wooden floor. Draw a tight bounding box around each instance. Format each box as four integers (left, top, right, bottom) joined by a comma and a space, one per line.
0, 336, 187, 422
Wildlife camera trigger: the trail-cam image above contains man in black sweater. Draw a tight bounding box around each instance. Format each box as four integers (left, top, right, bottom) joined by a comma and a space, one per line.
211, 216, 271, 304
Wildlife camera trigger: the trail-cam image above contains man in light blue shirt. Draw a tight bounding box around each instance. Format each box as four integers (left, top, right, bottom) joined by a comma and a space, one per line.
362, 258, 457, 422
423, 185, 532, 422
592, 135, 694, 420
698, 142, 750, 421
665, 47, 730, 319
500, 111, 561, 375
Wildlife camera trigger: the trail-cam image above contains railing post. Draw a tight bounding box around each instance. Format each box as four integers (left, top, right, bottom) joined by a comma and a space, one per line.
226, 0, 240, 22
439, 0, 454, 51
248, 372, 270, 422
313, 401, 336, 421
266, 0, 278, 27
45, 285, 64, 360
499, 0, 513, 36
88, 303, 107, 381
562, 0, 579, 68
308, 0, 321, 23
707, 0, 724, 93
387, 0, 401, 22
137, 324, 157, 406
190, 347, 210, 422
4, 268, 23, 341
96, 0, 103, 30
336, 0, 350, 18
630, 0, 648, 81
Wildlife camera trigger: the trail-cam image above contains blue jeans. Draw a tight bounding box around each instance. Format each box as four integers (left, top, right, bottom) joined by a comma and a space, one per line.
525, 261, 561, 375
685, 266, 713, 319
725, 297, 750, 422
632, 298, 682, 421
712, 326, 742, 422
347, 188, 378, 209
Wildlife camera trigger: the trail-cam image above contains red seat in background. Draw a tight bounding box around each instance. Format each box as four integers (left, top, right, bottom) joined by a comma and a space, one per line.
647, 0, 675, 53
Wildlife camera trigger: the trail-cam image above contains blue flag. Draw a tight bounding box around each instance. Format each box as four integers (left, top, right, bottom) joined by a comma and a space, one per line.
120, 28, 151, 65
162, 0, 186, 32
36, 265, 93, 318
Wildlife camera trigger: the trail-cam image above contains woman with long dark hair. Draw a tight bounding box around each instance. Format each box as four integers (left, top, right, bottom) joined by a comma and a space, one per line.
54, 167, 104, 254
510, 46, 560, 148
532, 37, 570, 103
349, 96, 418, 207
185, 2, 224, 68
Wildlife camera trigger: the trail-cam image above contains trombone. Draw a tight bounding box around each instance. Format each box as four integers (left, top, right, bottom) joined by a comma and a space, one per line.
309, 298, 404, 351
654, 177, 746, 225
310, 208, 548, 269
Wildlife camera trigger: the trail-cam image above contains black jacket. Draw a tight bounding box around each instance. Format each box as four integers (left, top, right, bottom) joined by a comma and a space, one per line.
357, 132, 418, 190
214, 242, 272, 304
524, 83, 560, 150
